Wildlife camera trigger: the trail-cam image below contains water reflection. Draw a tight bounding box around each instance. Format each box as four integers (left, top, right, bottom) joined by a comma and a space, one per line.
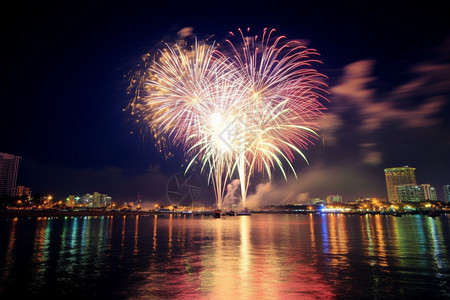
0, 214, 449, 299
3, 218, 17, 280
373, 215, 388, 267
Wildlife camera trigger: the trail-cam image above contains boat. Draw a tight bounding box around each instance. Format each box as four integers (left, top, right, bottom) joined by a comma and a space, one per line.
236, 207, 251, 216
213, 209, 221, 218
225, 210, 236, 216
236, 211, 251, 216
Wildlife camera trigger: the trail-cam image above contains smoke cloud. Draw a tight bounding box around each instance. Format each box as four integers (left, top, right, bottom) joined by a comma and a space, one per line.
222, 179, 240, 208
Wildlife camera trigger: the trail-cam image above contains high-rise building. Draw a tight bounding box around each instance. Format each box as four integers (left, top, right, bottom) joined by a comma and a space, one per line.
443, 185, 450, 203
326, 194, 343, 204
0, 152, 21, 197
397, 183, 437, 202
425, 185, 437, 202
384, 166, 417, 203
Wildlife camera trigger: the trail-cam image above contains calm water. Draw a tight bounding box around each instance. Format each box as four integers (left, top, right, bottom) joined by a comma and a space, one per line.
0, 213, 449, 299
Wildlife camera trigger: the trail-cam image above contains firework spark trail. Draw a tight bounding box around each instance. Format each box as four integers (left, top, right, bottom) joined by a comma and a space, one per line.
128, 28, 328, 209
222, 28, 328, 207
185, 76, 252, 206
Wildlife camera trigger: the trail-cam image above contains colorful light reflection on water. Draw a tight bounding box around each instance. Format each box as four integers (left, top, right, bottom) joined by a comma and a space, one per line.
0, 214, 449, 299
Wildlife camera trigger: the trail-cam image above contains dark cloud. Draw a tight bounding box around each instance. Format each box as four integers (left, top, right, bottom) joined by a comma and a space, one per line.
248, 40, 450, 204
246, 163, 385, 208
330, 59, 446, 133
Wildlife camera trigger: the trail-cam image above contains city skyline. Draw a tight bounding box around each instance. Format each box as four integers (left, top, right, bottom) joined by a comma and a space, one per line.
3, 149, 448, 206
1, 1, 449, 204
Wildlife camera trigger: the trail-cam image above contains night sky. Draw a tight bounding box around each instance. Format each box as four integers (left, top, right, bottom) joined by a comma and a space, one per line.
2, 0, 449, 206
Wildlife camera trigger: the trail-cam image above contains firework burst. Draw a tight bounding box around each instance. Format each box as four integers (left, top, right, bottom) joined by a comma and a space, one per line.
128, 28, 328, 209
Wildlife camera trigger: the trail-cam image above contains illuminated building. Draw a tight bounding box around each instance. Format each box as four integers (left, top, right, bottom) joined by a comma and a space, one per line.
424, 185, 437, 201
101, 194, 112, 207
326, 194, 343, 204
444, 185, 450, 203
93, 192, 112, 208
384, 166, 417, 203
355, 197, 380, 203
75, 192, 112, 208
0, 152, 21, 197
398, 184, 425, 202
397, 184, 437, 202
15, 185, 32, 201
67, 195, 77, 207
80, 193, 93, 205
93, 192, 101, 207
309, 197, 324, 205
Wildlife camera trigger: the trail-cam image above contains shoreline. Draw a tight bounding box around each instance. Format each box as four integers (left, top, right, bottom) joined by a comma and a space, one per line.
0, 209, 447, 218
0, 209, 159, 218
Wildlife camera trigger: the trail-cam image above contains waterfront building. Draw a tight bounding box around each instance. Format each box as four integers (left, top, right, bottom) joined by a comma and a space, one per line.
79, 193, 93, 205
326, 194, 343, 204
15, 185, 32, 201
397, 183, 437, 202
384, 166, 417, 203
0, 152, 21, 198
398, 184, 425, 202
97, 193, 112, 208
93, 192, 101, 207
309, 197, 324, 205
444, 185, 450, 203
74, 192, 112, 208
67, 195, 76, 207
427, 185, 438, 202
355, 197, 381, 203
